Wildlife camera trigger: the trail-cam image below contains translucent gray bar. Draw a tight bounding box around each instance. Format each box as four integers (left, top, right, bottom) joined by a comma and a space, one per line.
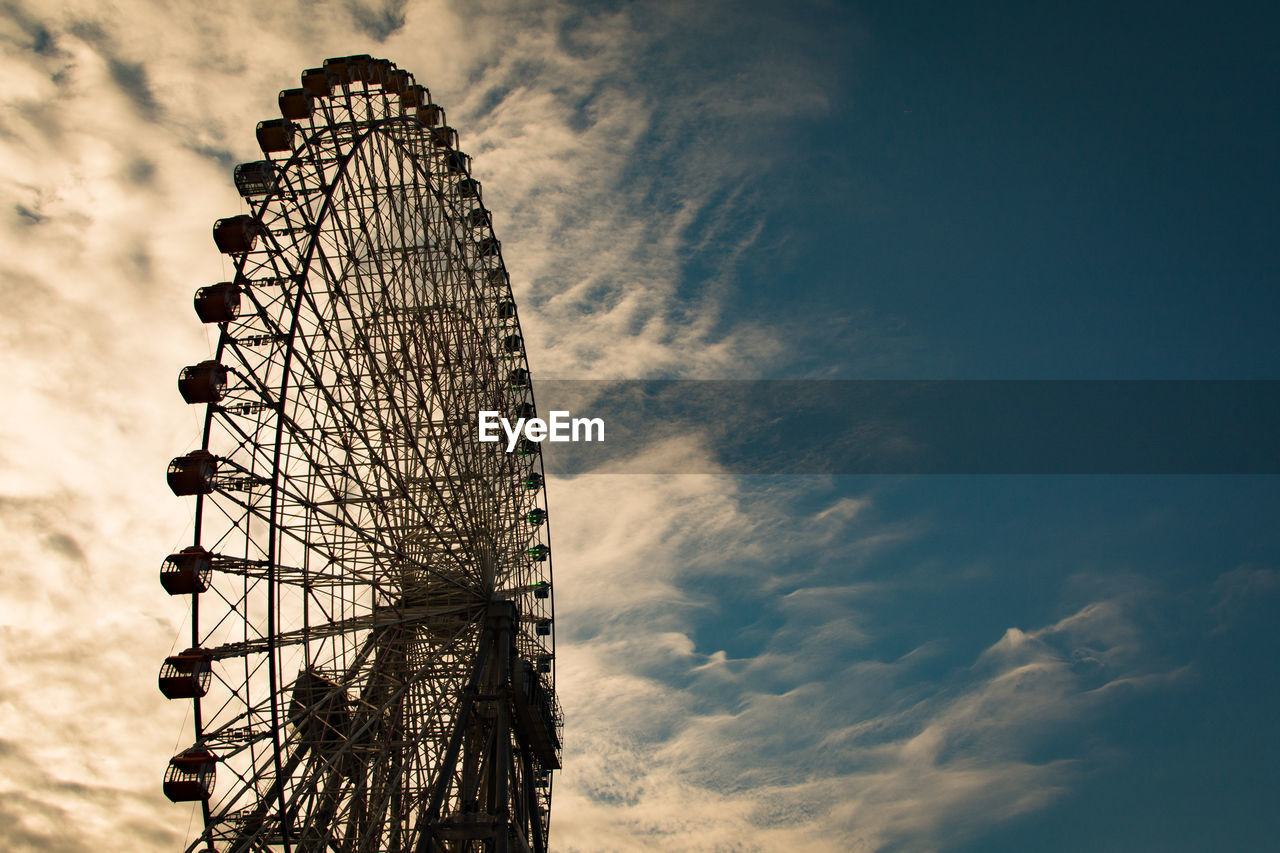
526, 381, 1280, 474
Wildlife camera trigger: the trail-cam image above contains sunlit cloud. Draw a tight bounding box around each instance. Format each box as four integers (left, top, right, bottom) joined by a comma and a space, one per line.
545, 468, 1183, 851
0, 1, 1205, 851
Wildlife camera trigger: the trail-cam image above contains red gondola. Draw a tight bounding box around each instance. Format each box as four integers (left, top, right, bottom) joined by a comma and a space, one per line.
158, 649, 212, 699
177, 360, 228, 404
159, 546, 212, 595
163, 748, 216, 802
167, 451, 217, 497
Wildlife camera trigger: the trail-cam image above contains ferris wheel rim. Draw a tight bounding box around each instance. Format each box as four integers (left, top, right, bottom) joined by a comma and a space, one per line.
166, 57, 559, 852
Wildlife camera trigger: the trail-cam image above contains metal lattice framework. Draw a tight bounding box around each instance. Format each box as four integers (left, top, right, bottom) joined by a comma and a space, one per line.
160, 56, 560, 853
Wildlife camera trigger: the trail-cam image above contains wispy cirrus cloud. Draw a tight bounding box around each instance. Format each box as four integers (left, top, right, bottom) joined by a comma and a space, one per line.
0, 2, 1204, 852
425, 0, 838, 378
546, 467, 1183, 851
0, 2, 846, 847
1210, 564, 1280, 634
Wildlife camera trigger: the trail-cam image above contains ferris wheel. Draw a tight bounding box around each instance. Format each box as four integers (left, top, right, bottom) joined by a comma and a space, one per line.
158, 56, 560, 853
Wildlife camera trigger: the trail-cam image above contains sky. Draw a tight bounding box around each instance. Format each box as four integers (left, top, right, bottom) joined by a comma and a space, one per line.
1, 0, 1278, 851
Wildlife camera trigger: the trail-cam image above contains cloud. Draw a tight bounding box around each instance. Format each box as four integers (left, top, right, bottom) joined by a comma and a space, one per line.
0, 496, 190, 850
0, 2, 1195, 852
0, 734, 187, 853
1210, 564, 1280, 633
553, 498, 1173, 851
345, 0, 409, 41
0, 0, 840, 845
390, 0, 848, 379
537, 465, 1199, 851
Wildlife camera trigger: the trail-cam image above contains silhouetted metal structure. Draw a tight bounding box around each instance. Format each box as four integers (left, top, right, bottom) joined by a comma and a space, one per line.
160, 55, 559, 853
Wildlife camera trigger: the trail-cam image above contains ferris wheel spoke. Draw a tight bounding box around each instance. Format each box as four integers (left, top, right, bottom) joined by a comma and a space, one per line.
165, 56, 558, 852
210, 616, 477, 850
304, 214, 483, 560
302, 235, 454, 475
204, 598, 484, 661
200, 432, 477, 602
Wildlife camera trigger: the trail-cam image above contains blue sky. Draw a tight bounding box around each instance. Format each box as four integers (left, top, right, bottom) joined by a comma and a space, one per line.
667, 0, 1280, 380
714, 4, 1280, 846
0, 1, 1276, 850
827, 476, 1280, 850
